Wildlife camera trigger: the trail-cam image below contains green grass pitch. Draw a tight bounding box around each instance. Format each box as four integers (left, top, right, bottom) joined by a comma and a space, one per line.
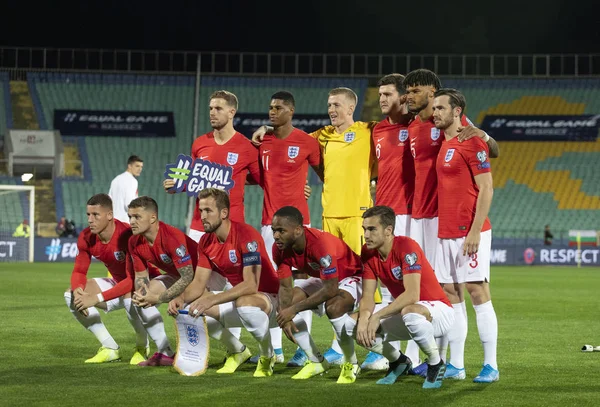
1, 264, 599, 406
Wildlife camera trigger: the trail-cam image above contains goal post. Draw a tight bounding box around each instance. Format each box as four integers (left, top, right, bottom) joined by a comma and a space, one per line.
0, 184, 35, 262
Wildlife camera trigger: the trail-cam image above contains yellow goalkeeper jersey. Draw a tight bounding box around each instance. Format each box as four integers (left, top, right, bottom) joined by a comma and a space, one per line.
311, 121, 376, 218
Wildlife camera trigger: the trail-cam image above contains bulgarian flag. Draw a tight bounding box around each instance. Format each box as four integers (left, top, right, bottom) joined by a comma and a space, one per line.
568, 230, 598, 247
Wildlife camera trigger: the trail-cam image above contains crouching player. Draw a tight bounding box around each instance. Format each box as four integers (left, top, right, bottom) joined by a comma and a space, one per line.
65, 193, 160, 364
128, 196, 199, 366
342, 206, 454, 389
168, 188, 280, 377
272, 206, 363, 383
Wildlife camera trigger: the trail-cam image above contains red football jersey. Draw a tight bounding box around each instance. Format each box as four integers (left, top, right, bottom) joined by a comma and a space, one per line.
260, 129, 320, 225
189, 132, 261, 231
273, 227, 362, 281
129, 221, 198, 278
372, 118, 415, 215
408, 115, 470, 219
197, 221, 279, 294
437, 137, 492, 239
361, 236, 450, 306
71, 219, 144, 301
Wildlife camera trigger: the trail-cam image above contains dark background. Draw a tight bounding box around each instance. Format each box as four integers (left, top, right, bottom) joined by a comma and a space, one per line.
1, 0, 599, 54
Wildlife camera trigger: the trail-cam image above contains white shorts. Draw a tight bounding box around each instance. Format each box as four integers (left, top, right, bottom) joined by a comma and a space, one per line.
215, 291, 279, 329
94, 278, 125, 313
294, 276, 363, 312
409, 217, 438, 266
394, 214, 411, 237
379, 285, 394, 305
188, 229, 205, 243
434, 230, 492, 284
261, 224, 310, 269
380, 301, 455, 341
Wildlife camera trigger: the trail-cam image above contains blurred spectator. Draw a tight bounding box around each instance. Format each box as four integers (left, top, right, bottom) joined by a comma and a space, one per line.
13, 219, 30, 238
109, 155, 143, 223
544, 224, 553, 245
56, 217, 78, 238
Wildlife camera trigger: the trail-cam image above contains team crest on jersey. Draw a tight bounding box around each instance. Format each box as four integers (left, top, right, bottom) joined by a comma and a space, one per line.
344, 132, 355, 143
399, 129, 409, 142
445, 148, 455, 162
113, 251, 125, 261
288, 146, 300, 159
308, 262, 321, 270
246, 240, 258, 252
175, 244, 186, 257
319, 254, 333, 268
405, 252, 418, 266
477, 150, 487, 163
160, 254, 173, 264
185, 324, 200, 347
391, 266, 403, 280
227, 152, 239, 165
431, 128, 441, 141
229, 250, 238, 263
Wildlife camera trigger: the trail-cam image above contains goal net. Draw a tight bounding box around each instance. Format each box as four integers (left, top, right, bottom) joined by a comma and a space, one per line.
0, 184, 35, 262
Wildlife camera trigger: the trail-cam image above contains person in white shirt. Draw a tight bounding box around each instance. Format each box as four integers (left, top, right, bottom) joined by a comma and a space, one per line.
108, 155, 144, 224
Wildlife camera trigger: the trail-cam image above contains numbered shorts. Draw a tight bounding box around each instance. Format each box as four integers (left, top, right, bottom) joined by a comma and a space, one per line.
380, 301, 455, 340
434, 230, 492, 284
409, 217, 438, 266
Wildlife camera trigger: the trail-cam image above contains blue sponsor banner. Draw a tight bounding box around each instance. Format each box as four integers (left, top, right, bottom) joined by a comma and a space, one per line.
34, 237, 79, 262
233, 113, 330, 138
480, 115, 600, 141
54, 109, 176, 137
0, 238, 28, 262
164, 154, 235, 196
490, 244, 599, 266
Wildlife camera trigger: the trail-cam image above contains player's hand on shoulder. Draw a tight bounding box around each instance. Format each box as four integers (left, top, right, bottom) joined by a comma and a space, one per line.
251, 126, 270, 146
457, 125, 484, 142
163, 178, 176, 194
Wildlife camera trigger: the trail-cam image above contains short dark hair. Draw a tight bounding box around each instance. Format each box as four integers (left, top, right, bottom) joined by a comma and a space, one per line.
128, 196, 158, 215
198, 188, 230, 211
434, 88, 466, 116
273, 206, 303, 226
377, 73, 406, 95
87, 193, 113, 210
271, 91, 295, 108
127, 155, 143, 165
362, 206, 395, 230
210, 90, 239, 110
403, 69, 442, 91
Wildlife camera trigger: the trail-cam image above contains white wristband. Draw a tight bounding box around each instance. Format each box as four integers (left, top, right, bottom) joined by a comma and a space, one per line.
97, 293, 105, 303
483, 132, 490, 143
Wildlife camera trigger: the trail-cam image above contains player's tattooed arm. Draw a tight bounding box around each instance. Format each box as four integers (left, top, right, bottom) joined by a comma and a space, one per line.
134, 274, 150, 295
486, 135, 500, 158
158, 265, 194, 303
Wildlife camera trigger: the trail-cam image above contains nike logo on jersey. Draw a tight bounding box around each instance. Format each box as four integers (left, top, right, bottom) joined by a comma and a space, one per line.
377, 137, 385, 142
200, 156, 209, 160
410, 138, 417, 142
263, 150, 270, 154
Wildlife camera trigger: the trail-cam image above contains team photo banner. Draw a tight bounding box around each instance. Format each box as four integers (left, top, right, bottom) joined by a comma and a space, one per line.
164, 154, 235, 196
234, 113, 331, 138
480, 115, 600, 141
54, 109, 176, 137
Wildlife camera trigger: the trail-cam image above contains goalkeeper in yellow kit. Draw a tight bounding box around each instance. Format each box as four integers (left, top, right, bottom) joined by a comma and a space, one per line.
253, 87, 390, 371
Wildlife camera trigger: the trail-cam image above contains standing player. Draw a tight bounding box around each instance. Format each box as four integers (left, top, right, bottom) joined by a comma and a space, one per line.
128, 196, 199, 366
340, 206, 453, 388
163, 90, 261, 242
257, 90, 322, 366
432, 89, 499, 383
168, 188, 280, 377
372, 73, 420, 367
272, 206, 363, 383
109, 155, 143, 224
404, 69, 499, 373
64, 193, 161, 365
